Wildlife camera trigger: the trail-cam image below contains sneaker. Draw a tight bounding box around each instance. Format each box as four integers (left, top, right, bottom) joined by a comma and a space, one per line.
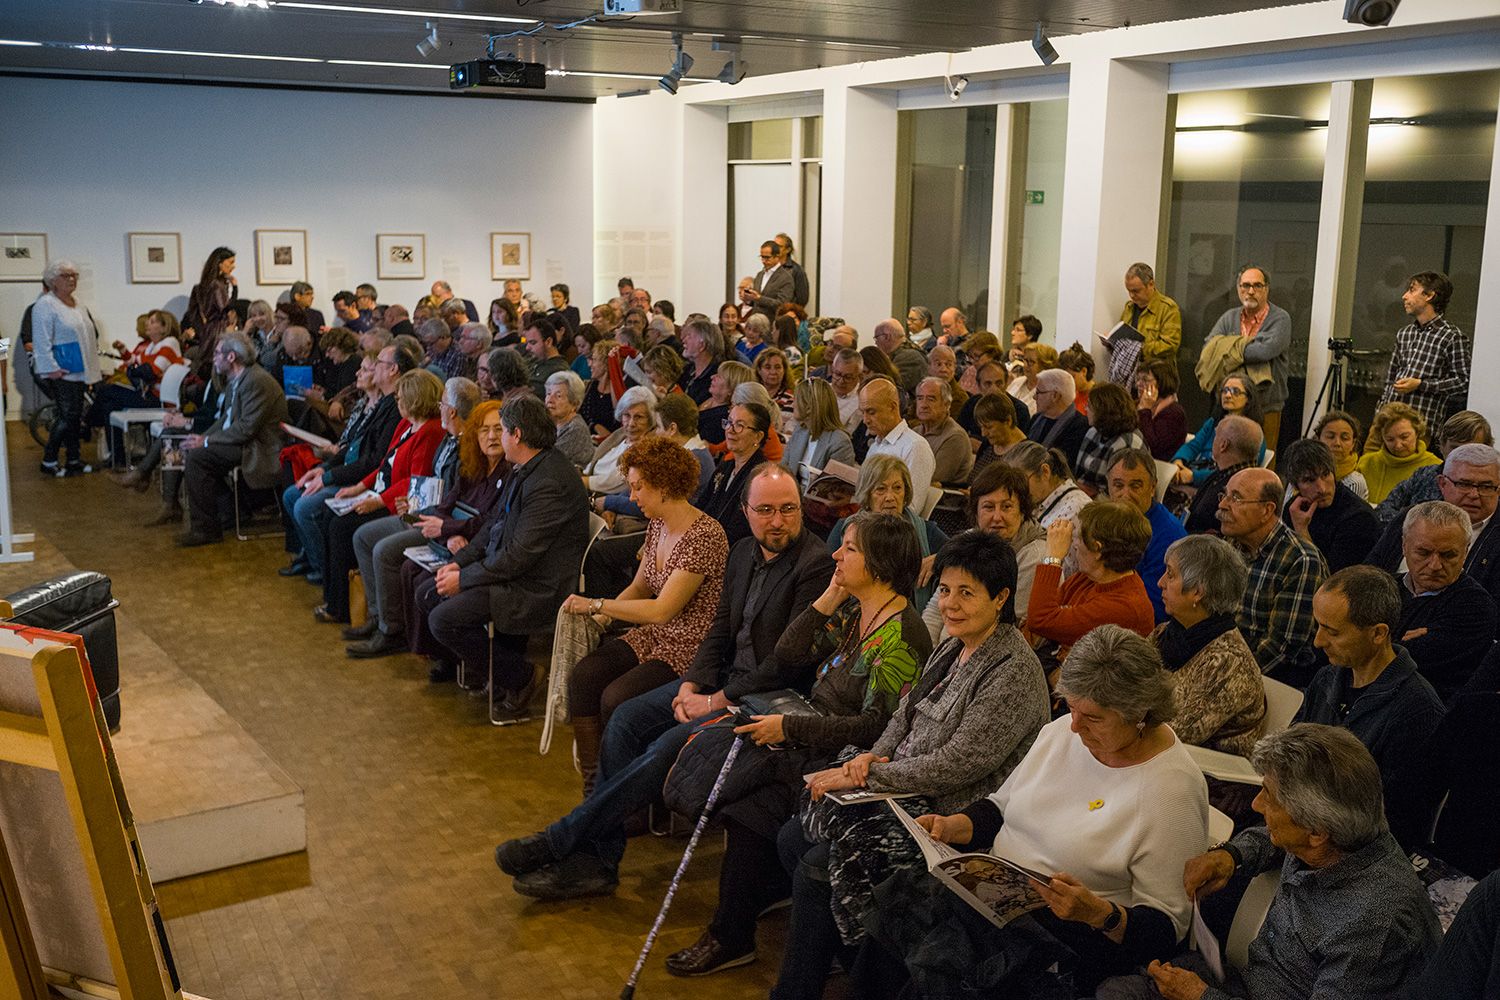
488, 696, 532, 727
494, 833, 555, 877
39, 461, 60, 476
512, 854, 617, 901
665, 932, 756, 977
60, 463, 93, 477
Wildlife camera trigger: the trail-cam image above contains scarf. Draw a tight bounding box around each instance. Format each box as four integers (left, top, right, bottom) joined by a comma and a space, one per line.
1333, 451, 1358, 482
1157, 612, 1236, 672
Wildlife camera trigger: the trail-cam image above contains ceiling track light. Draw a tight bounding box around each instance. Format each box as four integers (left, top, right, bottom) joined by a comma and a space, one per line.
712, 38, 745, 85
1032, 22, 1059, 66
415, 20, 438, 57
658, 32, 693, 94
1343, 0, 1400, 26
948, 74, 969, 101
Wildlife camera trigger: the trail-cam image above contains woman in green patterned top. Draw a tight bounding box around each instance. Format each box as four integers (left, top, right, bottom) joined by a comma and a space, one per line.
664, 510, 933, 978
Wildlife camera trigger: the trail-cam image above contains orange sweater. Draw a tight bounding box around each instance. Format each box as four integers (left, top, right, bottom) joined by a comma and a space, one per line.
1026, 563, 1155, 647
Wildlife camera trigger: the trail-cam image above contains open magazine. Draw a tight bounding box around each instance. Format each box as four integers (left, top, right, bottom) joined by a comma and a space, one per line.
325, 489, 381, 515
887, 799, 1052, 930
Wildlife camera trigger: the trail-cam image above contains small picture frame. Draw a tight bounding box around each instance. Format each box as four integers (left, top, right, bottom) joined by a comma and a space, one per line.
0, 233, 47, 282
127, 232, 182, 284
490, 232, 531, 282
254, 228, 308, 285
376, 233, 426, 281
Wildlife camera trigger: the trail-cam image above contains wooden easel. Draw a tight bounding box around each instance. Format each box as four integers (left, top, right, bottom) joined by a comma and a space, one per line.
0, 625, 197, 1000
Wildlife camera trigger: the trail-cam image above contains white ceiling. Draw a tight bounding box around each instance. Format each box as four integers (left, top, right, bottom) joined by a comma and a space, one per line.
0, 0, 1321, 101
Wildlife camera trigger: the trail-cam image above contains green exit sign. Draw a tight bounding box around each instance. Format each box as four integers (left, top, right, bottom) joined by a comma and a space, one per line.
1025, 190, 1045, 205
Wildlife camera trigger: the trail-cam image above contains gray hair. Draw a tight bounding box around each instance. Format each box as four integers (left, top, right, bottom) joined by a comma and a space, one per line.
417, 318, 450, 344
218, 332, 254, 365
42, 259, 79, 287
282, 326, 312, 356
545, 369, 586, 408
439, 298, 468, 317
1445, 442, 1500, 474
1164, 535, 1247, 616
647, 315, 675, 341
1056, 625, 1176, 726
442, 376, 481, 419
855, 453, 913, 509
1125, 262, 1155, 284
744, 313, 771, 338
1250, 724, 1387, 852
733, 380, 777, 414
1215, 414, 1264, 465
682, 317, 724, 363
1035, 368, 1074, 397
614, 384, 659, 425
458, 322, 492, 353
1403, 499, 1473, 545
917, 377, 952, 405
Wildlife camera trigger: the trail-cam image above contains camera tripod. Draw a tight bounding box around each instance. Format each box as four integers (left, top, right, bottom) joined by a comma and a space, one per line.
1303, 350, 1349, 437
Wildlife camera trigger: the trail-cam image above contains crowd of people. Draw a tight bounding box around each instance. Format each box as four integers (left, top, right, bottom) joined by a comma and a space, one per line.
17, 239, 1499, 997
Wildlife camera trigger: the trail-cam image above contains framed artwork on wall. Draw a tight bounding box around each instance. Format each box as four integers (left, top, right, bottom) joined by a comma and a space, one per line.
254, 228, 308, 285
0, 233, 47, 282
490, 232, 531, 282
376, 233, 426, 281
126, 232, 182, 283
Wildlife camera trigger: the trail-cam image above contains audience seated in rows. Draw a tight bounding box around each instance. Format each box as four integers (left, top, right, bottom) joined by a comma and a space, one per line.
1358, 401, 1442, 505
781, 378, 855, 489
1007, 440, 1090, 577
1173, 373, 1265, 488
1100, 725, 1440, 1000
1313, 408, 1370, 500
913, 377, 973, 486
695, 400, 771, 547
1278, 438, 1377, 571
1026, 368, 1089, 467
1007, 341, 1056, 412
828, 454, 947, 613
1074, 384, 1147, 497
1375, 409, 1493, 524
858, 378, 935, 513
582, 385, 656, 494
542, 370, 593, 470
1184, 414, 1264, 535
498, 508, 930, 903
844, 626, 1207, 999
1104, 447, 1186, 622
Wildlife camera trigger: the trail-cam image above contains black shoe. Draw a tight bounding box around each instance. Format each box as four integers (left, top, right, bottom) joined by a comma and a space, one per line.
512, 854, 617, 901
665, 932, 756, 977
39, 461, 60, 476
494, 833, 556, 877
341, 619, 379, 640
345, 631, 405, 659
428, 660, 457, 684
312, 605, 345, 624
278, 561, 310, 578
60, 463, 92, 477
305, 573, 324, 586
176, 531, 222, 547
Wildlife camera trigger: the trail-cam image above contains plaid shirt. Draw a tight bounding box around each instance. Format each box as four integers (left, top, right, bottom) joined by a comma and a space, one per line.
1234, 520, 1327, 675
1378, 314, 1470, 436
1074, 428, 1144, 493
428, 345, 476, 381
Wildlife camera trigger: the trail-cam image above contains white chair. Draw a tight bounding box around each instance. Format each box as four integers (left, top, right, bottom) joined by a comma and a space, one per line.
1153, 460, 1177, 504
1259, 448, 1275, 469
1185, 676, 1304, 786
108, 363, 192, 470
1226, 871, 1280, 969
1208, 806, 1234, 845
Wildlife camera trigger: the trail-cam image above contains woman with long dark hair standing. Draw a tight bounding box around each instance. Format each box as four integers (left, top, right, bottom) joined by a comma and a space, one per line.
182, 246, 237, 374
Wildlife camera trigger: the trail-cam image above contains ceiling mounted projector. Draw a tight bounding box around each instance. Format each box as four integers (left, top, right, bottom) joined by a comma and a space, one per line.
604, 0, 682, 12
449, 59, 547, 90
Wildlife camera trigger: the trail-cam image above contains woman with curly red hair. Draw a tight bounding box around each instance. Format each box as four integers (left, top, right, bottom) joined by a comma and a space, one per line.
556, 435, 730, 790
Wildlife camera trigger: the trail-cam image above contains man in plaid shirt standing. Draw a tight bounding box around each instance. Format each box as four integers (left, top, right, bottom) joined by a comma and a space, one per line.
1378, 271, 1469, 437
1217, 466, 1328, 683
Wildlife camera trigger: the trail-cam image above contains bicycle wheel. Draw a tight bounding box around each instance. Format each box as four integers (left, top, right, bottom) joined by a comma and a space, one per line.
28, 404, 54, 447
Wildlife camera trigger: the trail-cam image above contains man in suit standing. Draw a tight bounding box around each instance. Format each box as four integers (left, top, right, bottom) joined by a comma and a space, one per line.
424, 395, 589, 721
741, 240, 794, 321
494, 464, 834, 900
178, 332, 288, 546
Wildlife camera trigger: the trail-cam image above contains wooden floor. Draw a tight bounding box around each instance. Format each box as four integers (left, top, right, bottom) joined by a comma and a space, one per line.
1, 425, 806, 1000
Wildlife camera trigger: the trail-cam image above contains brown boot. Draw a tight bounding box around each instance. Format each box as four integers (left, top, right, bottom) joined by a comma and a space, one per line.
144, 504, 182, 526
573, 716, 602, 797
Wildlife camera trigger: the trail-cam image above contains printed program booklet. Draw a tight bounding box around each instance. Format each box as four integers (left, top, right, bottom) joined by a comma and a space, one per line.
887, 799, 1053, 930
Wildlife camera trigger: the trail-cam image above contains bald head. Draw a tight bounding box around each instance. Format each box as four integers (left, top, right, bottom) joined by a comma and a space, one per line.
939, 307, 968, 340
1217, 467, 1284, 544
859, 378, 902, 438
1214, 414, 1265, 468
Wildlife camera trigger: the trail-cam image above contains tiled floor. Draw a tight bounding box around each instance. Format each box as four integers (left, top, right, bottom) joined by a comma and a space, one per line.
2, 427, 805, 1000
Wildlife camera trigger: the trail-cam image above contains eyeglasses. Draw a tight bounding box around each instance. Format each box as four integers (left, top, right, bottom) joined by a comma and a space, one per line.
1441, 475, 1500, 497
722, 418, 758, 434
759, 254, 776, 261
1221, 387, 1247, 397
1238, 281, 1267, 290
749, 503, 800, 517
1220, 492, 1272, 506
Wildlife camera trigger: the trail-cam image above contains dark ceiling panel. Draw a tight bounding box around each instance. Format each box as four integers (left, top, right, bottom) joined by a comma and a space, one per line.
0, 0, 1324, 100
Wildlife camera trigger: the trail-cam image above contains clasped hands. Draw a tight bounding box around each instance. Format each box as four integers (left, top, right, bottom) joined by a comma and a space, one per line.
804, 751, 887, 800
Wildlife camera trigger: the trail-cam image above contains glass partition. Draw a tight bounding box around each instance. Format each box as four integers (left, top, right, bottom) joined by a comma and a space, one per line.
1164, 83, 1332, 441
1012, 99, 1068, 345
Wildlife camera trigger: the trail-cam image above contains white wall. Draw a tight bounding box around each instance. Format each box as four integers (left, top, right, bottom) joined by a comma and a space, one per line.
0, 76, 594, 411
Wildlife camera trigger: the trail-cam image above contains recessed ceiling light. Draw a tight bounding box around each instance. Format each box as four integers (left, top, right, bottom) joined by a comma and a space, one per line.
272, 2, 536, 25
328, 58, 446, 68
0, 38, 44, 47
117, 45, 324, 62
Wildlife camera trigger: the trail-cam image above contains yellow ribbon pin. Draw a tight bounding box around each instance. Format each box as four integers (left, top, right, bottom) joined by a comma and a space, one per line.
1088, 799, 1104, 811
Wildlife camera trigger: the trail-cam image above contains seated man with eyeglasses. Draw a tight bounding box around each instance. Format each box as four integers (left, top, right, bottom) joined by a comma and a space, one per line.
493, 464, 834, 899
1215, 466, 1328, 683
1365, 442, 1500, 620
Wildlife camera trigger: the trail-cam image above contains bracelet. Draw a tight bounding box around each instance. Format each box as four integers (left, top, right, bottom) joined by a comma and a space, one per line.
591, 598, 604, 615
1041, 556, 1064, 567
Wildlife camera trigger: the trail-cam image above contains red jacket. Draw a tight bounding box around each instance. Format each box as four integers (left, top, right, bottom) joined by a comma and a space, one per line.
1026, 563, 1155, 648
360, 417, 445, 513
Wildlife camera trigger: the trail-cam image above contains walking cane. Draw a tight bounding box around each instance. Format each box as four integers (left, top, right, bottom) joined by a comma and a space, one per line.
619, 732, 746, 999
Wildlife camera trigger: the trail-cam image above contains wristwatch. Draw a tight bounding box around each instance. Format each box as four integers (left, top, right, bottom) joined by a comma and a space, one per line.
1041, 556, 1064, 567
1099, 901, 1123, 933
1209, 839, 1243, 873
591, 598, 604, 615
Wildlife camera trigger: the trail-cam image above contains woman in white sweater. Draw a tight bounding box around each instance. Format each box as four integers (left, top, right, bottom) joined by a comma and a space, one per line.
850, 624, 1208, 999
31, 259, 102, 476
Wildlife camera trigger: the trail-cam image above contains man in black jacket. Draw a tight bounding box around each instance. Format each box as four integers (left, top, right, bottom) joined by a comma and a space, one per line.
1365, 443, 1500, 608
1026, 368, 1088, 470
495, 464, 834, 900
421, 395, 588, 713
1390, 500, 1497, 701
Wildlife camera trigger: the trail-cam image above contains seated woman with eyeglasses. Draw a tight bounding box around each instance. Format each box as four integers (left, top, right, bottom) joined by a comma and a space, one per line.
1172, 373, 1265, 486
695, 401, 772, 546
829, 454, 947, 613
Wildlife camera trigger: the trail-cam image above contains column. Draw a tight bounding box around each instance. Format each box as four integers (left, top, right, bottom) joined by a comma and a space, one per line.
1469, 78, 1500, 426
819, 84, 899, 336
677, 102, 729, 312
